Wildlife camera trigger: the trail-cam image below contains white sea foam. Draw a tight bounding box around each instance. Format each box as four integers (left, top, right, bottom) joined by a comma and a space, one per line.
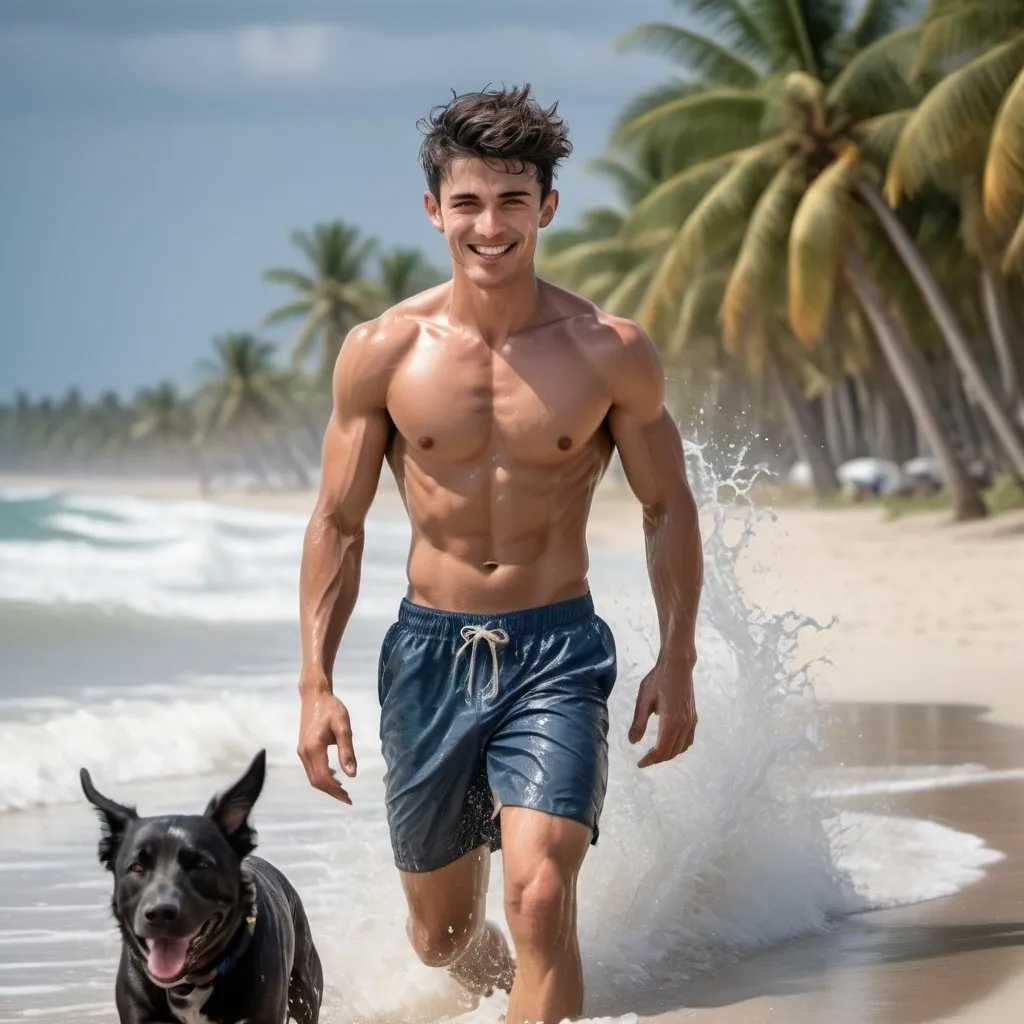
0, 687, 385, 813
0, 490, 406, 622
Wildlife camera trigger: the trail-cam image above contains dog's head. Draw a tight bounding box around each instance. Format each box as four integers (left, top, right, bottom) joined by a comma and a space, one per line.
79, 750, 266, 988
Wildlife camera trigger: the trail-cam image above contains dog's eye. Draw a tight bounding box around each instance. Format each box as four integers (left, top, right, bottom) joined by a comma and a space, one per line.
128, 862, 144, 875
180, 851, 214, 872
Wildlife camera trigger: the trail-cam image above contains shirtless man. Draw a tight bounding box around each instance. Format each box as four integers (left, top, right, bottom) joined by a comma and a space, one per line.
296, 85, 703, 1023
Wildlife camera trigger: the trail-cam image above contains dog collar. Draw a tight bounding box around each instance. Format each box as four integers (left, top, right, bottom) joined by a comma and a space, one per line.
178, 876, 258, 989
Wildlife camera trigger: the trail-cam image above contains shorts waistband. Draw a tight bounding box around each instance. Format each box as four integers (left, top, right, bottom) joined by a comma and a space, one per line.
397, 593, 596, 640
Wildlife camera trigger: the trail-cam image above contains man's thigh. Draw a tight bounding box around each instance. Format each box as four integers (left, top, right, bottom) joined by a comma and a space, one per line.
400, 844, 493, 930
499, 806, 593, 894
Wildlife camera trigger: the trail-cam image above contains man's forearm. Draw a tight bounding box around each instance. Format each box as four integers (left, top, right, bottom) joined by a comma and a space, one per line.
643, 483, 703, 669
298, 507, 365, 695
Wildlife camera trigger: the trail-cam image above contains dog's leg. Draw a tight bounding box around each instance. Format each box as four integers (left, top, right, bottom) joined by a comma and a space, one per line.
287, 902, 323, 1024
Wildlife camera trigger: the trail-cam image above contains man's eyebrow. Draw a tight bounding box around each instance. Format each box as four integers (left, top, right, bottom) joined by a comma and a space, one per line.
448, 190, 532, 201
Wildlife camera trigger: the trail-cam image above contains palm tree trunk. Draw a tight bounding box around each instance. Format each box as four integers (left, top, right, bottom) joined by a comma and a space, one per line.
823, 388, 847, 465
844, 245, 987, 521
980, 269, 1024, 428
767, 344, 839, 501
855, 176, 1024, 479
837, 377, 861, 457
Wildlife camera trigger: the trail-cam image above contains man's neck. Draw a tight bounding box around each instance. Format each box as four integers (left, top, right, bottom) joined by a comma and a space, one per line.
447, 267, 541, 347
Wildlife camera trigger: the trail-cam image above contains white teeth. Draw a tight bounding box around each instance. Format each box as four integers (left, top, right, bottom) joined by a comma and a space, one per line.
473, 244, 513, 256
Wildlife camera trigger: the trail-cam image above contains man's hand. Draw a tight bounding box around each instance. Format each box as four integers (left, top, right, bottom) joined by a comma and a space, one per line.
628, 660, 698, 768
297, 688, 358, 804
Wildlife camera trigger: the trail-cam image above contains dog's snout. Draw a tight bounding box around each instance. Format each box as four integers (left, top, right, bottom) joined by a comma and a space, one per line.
143, 900, 180, 925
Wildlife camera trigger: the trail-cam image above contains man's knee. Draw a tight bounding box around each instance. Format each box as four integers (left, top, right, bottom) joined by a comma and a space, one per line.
504, 857, 574, 952
406, 907, 483, 968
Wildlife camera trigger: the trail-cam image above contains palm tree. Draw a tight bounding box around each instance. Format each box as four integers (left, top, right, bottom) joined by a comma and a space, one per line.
612, 0, 994, 517
130, 382, 204, 480
885, 0, 1024, 427
131, 383, 195, 445
885, 0, 1024, 272
262, 222, 382, 378
195, 333, 309, 488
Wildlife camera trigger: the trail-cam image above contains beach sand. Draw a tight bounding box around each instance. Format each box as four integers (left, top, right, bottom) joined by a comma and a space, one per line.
3, 471, 1023, 1023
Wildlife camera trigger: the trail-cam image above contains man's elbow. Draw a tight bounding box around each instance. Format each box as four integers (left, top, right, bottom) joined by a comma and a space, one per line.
641, 479, 698, 528
306, 499, 365, 547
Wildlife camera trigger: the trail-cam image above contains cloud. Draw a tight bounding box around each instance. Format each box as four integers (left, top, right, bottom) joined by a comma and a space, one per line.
0, 20, 669, 103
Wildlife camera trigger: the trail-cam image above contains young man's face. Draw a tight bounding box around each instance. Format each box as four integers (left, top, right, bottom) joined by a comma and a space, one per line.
424, 156, 558, 289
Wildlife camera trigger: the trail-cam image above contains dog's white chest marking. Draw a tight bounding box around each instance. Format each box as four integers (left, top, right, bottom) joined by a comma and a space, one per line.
167, 985, 218, 1024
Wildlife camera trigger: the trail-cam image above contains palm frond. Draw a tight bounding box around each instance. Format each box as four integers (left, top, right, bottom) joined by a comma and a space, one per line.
1003, 211, 1024, 274
827, 25, 921, 121
853, 109, 914, 168
788, 146, 857, 344
260, 298, 313, 327
746, 0, 824, 76
602, 258, 662, 318
850, 0, 921, 48
669, 266, 732, 357
614, 86, 768, 144
916, 3, 1024, 76
615, 22, 763, 87
983, 66, 1024, 235
670, 0, 773, 60
262, 268, 316, 291
623, 146, 764, 236
721, 160, 804, 346
636, 141, 785, 327
886, 35, 1024, 204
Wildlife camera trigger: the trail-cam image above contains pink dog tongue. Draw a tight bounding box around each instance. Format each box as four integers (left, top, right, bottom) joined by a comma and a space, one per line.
147, 938, 190, 980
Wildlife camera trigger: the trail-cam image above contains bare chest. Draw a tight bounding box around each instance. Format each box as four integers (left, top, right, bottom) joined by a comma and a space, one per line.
388, 336, 611, 464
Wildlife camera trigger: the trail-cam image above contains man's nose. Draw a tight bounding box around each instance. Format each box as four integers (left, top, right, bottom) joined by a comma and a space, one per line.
143, 899, 181, 925
475, 207, 504, 238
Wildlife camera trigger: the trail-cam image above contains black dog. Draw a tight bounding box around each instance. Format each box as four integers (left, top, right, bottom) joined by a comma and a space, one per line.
80, 750, 323, 1024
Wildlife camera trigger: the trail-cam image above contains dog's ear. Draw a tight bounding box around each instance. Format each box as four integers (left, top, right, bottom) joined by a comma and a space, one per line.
80, 768, 137, 871
204, 750, 266, 857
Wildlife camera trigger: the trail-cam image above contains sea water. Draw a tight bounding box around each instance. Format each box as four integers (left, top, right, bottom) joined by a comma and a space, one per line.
0, 450, 1004, 1021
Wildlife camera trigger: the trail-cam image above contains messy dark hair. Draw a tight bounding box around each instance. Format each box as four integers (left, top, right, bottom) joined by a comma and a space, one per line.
418, 84, 572, 202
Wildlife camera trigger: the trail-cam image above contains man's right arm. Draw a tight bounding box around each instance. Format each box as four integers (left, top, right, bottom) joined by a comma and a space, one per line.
297, 321, 393, 802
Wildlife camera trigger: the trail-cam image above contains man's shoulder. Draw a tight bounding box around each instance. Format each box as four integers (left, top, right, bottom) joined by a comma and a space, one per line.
542, 289, 659, 375
540, 281, 655, 354
344, 282, 449, 351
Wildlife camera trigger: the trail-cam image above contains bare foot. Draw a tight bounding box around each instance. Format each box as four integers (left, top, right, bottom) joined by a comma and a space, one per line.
449, 922, 516, 995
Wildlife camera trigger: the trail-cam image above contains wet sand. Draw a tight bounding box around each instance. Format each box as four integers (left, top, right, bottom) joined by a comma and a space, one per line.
644, 701, 1024, 1023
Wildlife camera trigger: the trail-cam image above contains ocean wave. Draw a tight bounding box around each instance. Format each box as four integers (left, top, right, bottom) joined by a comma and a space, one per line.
0, 490, 407, 623
0, 685, 386, 814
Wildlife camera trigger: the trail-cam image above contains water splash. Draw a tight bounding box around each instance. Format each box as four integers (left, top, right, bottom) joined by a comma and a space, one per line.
301, 442, 863, 1022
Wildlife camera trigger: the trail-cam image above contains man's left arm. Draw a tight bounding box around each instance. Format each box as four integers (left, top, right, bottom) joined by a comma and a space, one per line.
604, 319, 704, 767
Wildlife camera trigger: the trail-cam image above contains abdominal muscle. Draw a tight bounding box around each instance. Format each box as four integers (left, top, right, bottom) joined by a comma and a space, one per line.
395, 449, 606, 614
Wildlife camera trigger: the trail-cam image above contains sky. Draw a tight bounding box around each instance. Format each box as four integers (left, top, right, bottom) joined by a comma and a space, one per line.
0, 0, 682, 402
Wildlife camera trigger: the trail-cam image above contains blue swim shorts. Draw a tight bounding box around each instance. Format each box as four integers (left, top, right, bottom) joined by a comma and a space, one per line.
376, 593, 618, 873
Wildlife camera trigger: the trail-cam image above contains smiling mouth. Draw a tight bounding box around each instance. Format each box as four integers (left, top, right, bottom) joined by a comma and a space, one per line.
468, 243, 515, 259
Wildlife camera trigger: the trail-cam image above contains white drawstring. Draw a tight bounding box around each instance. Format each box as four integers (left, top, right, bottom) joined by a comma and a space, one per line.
455, 625, 510, 699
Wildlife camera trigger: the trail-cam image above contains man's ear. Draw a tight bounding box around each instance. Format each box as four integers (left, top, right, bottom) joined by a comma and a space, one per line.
80, 768, 137, 872
204, 750, 266, 858
423, 190, 445, 232
539, 189, 559, 229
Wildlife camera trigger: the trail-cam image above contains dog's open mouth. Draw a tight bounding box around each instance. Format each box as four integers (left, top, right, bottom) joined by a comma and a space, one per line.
143, 915, 220, 982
